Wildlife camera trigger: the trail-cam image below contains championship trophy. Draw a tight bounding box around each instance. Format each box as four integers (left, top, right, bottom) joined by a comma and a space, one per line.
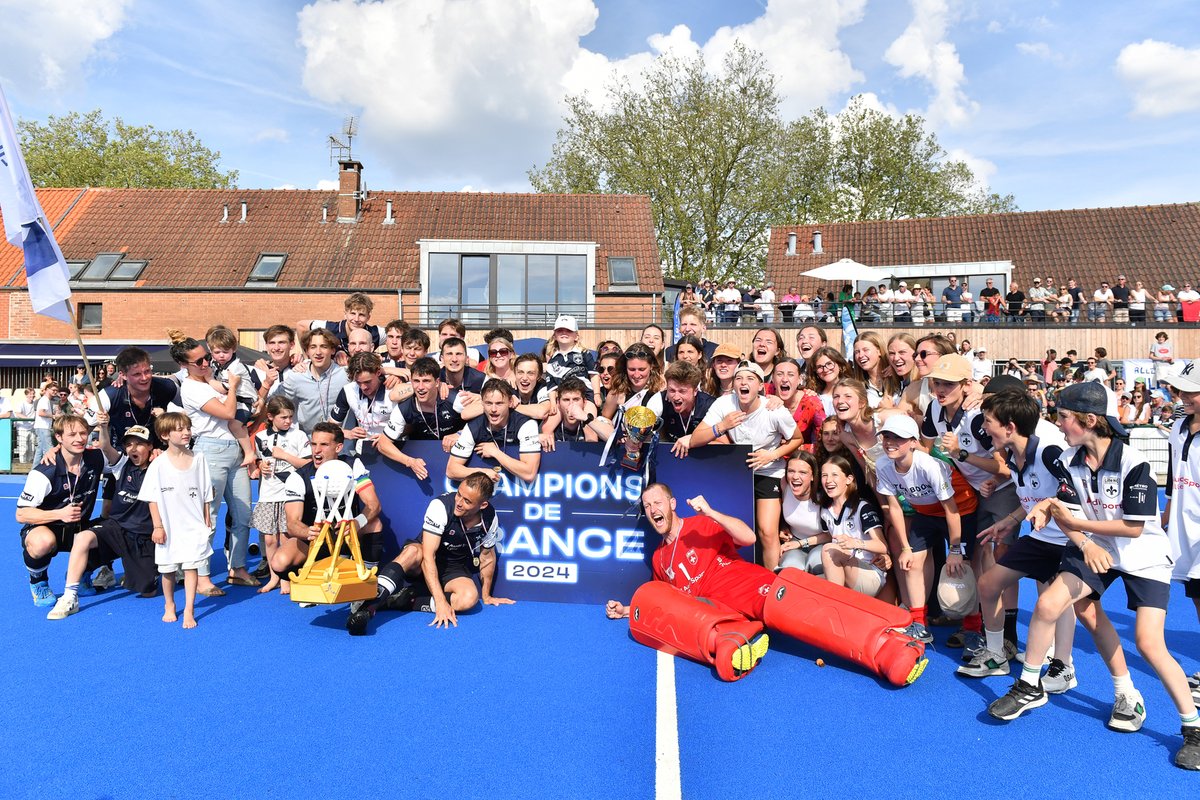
620, 405, 659, 471
289, 460, 378, 604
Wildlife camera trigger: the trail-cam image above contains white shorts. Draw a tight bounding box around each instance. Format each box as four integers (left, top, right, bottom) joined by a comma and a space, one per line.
158, 559, 208, 574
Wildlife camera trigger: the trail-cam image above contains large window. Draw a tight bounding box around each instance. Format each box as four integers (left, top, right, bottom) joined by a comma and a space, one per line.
427, 253, 587, 325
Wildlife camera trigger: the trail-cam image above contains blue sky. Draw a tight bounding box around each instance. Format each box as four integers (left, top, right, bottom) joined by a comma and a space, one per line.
2, 0, 1198, 212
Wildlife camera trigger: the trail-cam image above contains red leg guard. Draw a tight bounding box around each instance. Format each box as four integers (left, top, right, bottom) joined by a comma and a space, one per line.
762, 568, 928, 687
629, 581, 767, 682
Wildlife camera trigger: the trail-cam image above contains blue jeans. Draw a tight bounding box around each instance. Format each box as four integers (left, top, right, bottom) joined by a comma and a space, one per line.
32, 428, 53, 466
194, 437, 252, 575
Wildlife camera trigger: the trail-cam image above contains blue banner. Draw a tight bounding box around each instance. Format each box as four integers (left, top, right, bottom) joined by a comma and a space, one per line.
367, 441, 754, 604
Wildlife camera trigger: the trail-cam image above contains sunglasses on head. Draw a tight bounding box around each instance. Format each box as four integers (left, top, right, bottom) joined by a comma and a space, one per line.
624, 345, 653, 359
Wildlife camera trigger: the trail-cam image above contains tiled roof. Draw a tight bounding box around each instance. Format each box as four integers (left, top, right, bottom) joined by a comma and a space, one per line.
766, 203, 1200, 294
2, 188, 661, 291
0, 187, 92, 287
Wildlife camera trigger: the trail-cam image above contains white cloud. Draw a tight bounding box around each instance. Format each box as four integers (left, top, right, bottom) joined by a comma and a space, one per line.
986, 20, 1003, 34
884, 0, 977, 128
1115, 39, 1200, 118
252, 127, 289, 144
946, 147, 997, 190
274, 183, 298, 190
0, 0, 132, 92
296, 0, 867, 186
315, 179, 338, 191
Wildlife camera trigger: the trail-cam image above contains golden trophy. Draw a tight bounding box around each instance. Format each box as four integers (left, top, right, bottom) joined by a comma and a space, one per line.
289, 460, 378, 604
620, 405, 659, 471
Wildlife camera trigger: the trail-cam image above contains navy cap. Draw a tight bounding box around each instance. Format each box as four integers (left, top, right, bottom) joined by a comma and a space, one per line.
1057, 381, 1127, 438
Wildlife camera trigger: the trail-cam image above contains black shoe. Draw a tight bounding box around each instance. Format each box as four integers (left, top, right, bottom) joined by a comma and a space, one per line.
379, 584, 416, 612
346, 600, 373, 636
1177, 726, 1200, 771
252, 560, 271, 580
987, 679, 1047, 721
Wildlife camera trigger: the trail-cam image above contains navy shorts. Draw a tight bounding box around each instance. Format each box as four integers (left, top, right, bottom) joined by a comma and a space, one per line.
996, 536, 1066, 584
20, 517, 103, 555
909, 508, 979, 558
1059, 545, 1171, 610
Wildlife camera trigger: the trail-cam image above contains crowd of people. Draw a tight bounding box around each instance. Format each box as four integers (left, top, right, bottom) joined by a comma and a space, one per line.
678, 273, 1200, 326
8, 290, 1200, 769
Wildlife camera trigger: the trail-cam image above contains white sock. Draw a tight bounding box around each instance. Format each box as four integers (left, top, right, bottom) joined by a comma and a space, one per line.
1112, 672, 1136, 698
985, 628, 1005, 656
1182, 712, 1199, 728
1020, 664, 1042, 687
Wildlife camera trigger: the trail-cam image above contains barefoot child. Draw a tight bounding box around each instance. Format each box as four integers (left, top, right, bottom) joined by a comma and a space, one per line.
139, 413, 214, 628
252, 397, 310, 594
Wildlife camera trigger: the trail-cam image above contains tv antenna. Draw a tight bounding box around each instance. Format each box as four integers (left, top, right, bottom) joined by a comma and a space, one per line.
328, 115, 357, 164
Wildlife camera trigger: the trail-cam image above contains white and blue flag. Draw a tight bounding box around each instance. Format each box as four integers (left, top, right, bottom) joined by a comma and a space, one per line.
840, 304, 858, 359
0, 83, 72, 323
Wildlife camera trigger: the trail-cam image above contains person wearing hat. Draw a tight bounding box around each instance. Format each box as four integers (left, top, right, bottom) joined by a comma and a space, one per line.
692, 360, 802, 571
971, 346, 991, 383
891, 281, 914, 322
987, 381, 1200, 771
544, 315, 600, 402
44, 416, 161, 619
1156, 284, 1177, 322
920, 354, 1018, 657
705, 342, 743, 397
957, 383, 1078, 687
1160, 363, 1200, 706
875, 413, 976, 643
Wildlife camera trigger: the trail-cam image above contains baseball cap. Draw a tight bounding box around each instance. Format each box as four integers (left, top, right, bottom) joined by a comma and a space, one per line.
879, 414, 920, 440
937, 563, 978, 617
1056, 381, 1128, 437
983, 375, 1024, 395
124, 425, 152, 443
1162, 284, 1176, 291
898, 280, 908, 287
1162, 361, 1200, 393
553, 314, 579, 332
928, 354, 972, 383
734, 361, 765, 381
975, 345, 987, 353
711, 343, 742, 361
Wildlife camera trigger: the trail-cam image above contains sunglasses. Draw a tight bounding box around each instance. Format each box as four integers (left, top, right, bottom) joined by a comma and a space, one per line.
599, 366, 617, 374
488, 348, 512, 357
624, 346, 653, 359
916, 350, 938, 360
190, 353, 213, 366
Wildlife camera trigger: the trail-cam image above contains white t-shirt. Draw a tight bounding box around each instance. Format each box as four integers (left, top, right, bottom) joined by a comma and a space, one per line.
138, 452, 214, 566
702, 395, 797, 477
34, 395, 54, 430
782, 492, 821, 537
1166, 415, 1200, 580
759, 288, 775, 312
178, 378, 235, 441
254, 427, 311, 503
1093, 288, 1115, 305
876, 450, 955, 511
1178, 289, 1200, 303
14, 398, 35, 432
892, 289, 914, 311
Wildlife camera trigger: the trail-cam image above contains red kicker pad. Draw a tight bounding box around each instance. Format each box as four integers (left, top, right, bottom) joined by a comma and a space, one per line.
762, 568, 928, 687
629, 581, 766, 682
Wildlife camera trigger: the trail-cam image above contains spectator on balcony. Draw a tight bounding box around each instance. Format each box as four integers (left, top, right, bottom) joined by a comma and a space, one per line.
1129, 280, 1150, 324
1066, 278, 1085, 323
1027, 277, 1053, 322
860, 286, 882, 323
1178, 282, 1200, 322
979, 278, 1002, 323
1005, 280, 1026, 323
698, 280, 715, 322
1155, 284, 1176, 322
758, 282, 776, 325
717, 280, 741, 325
1091, 281, 1114, 322
942, 276, 964, 322
960, 280, 975, 323
1111, 275, 1132, 324
1052, 285, 1072, 322
778, 286, 801, 325
877, 283, 894, 323
912, 284, 934, 324
892, 281, 914, 322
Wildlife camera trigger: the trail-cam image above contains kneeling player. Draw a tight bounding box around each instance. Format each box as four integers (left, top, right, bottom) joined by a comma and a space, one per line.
346, 473, 513, 634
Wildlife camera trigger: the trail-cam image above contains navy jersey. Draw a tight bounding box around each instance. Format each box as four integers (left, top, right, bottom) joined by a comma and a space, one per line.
99, 378, 180, 450
921, 401, 997, 491
384, 394, 467, 442
422, 492, 501, 572
105, 455, 153, 537
657, 390, 716, 443
545, 349, 598, 388
314, 320, 385, 352
18, 449, 106, 525
441, 366, 486, 393
450, 413, 541, 463
283, 456, 371, 526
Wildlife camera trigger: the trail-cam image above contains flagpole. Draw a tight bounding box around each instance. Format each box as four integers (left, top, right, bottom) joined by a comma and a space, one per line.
63, 300, 100, 393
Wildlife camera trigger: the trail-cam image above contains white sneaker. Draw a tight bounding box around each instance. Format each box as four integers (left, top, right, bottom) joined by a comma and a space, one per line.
46, 594, 79, 620
92, 565, 116, 589
1109, 690, 1147, 732
1042, 658, 1078, 694
1015, 643, 1055, 666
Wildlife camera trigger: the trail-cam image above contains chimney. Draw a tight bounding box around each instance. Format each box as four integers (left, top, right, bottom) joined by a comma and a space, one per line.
337, 159, 363, 222
321, 204, 328, 224
786, 232, 797, 255
813, 230, 823, 254
221, 203, 228, 224
239, 200, 247, 223
384, 198, 394, 225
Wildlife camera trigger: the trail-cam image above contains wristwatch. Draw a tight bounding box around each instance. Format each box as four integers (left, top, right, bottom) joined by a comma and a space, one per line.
956, 449, 969, 462
949, 543, 966, 556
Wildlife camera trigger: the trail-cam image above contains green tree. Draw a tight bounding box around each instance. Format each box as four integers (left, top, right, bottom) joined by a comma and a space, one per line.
19, 109, 238, 189
531, 49, 1016, 285
530, 43, 789, 284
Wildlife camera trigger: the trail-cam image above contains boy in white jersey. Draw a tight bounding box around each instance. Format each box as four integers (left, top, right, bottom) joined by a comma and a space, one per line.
1160, 364, 1200, 704
957, 388, 1078, 690
986, 382, 1200, 771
